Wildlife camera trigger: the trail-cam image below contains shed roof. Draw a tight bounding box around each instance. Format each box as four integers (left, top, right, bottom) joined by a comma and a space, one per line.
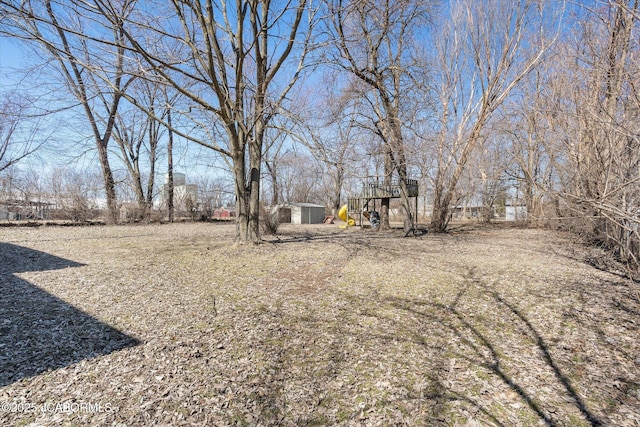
290, 202, 325, 208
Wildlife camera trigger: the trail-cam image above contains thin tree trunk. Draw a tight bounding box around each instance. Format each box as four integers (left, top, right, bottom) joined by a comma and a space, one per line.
265, 160, 278, 205
167, 108, 174, 223
146, 131, 157, 222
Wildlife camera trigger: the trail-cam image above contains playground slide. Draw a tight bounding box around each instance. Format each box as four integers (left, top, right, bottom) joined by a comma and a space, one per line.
338, 204, 356, 226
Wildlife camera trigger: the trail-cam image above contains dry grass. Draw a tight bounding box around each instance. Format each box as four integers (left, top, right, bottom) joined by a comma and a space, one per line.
0, 222, 639, 426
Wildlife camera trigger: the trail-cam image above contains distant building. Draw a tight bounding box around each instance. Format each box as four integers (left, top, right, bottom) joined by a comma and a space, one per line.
274, 205, 292, 223
289, 203, 326, 224
159, 172, 198, 211
213, 207, 236, 219
0, 199, 52, 220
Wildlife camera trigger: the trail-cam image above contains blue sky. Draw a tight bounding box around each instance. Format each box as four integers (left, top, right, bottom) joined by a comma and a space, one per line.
0, 36, 24, 90
0, 36, 26, 91
0, 32, 230, 190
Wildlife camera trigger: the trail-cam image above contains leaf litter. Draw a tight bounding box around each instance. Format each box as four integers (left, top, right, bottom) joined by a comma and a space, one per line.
0, 222, 638, 426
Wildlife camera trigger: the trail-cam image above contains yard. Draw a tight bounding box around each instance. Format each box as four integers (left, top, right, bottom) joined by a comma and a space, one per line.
0, 223, 638, 426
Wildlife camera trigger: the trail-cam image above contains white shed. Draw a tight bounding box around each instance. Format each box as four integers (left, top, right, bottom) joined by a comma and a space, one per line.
290, 203, 325, 224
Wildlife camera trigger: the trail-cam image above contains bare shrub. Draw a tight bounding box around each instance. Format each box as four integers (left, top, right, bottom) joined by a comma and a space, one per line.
260, 204, 279, 235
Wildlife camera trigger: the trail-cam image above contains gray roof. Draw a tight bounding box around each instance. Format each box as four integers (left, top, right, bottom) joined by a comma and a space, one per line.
290, 203, 325, 208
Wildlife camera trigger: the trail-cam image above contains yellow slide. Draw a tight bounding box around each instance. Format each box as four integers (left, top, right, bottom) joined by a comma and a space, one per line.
338, 204, 356, 226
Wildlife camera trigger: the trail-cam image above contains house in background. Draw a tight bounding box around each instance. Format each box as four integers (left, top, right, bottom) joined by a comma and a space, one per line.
0, 199, 52, 220
213, 207, 236, 219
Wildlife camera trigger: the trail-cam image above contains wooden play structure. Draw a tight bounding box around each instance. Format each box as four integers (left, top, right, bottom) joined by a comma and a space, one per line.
338, 177, 419, 228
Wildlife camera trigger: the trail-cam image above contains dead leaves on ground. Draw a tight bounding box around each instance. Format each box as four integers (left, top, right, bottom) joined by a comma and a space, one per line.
0, 223, 638, 426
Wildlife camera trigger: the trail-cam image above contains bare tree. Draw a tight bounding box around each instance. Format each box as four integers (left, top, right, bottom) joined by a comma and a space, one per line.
0, 91, 45, 173
112, 105, 155, 221
94, 0, 314, 243
325, 0, 429, 234
165, 96, 175, 223
427, 0, 558, 231
307, 116, 354, 214
0, 0, 139, 224
262, 124, 289, 206
476, 135, 511, 222
284, 95, 357, 214
277, 151, 324, 204
553, 0, 640, 269
47, 166, 103, 222
197, 175, 231, 220
111, 77, 178, 222
496, 66, 560, 225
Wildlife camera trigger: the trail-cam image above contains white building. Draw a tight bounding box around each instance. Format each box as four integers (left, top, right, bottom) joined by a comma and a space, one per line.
290, 203, 326, 224
159, 173, 198, 211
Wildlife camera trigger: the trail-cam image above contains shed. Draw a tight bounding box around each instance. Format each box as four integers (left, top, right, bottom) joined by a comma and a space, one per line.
290, 203, 325, 224
273, 205, 291, 223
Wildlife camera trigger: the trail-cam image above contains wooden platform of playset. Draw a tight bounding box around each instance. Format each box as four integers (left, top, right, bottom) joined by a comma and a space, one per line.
345, 178, 419, 227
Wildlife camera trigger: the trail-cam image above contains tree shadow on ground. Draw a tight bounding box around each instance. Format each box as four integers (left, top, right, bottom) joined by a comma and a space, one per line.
265, 225, 422, 245
257, 269, 614, 425
378, 270, 606, 426
0, 243, 140, 386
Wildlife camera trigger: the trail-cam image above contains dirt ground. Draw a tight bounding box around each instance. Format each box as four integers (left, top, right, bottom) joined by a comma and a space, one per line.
0, 222, 638, 426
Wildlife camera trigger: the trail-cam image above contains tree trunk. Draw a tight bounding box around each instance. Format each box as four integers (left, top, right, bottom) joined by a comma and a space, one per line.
387, 117, 414, 235
130, 159, 146, 221
146, 139, 156, 222
265, 160, 278, 205
331, 167, 344, 213
380, 144, 393, 231
233, 150, 250, 242
398, 176, 414, 236
248, 126, 263, 244
97, 143, 118, 224
431, 114, 487, 232
145, 108, 158, 222
431, 182, 449, 232
167, 109, 174, 223
380, 198, 390, 230
249, 166, 261, 243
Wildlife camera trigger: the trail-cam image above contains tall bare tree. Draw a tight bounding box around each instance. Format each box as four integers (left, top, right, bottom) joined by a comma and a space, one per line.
94, 0, 313, 243
553, 0, 640, 269
427, 0, 558, 231
497, 66, 559, 225
0, 0, 139, 224
112, 104, 156, 220
326, 0, 430, 234
111, 77, 179, 221
262, 124, 289, 206
285, 91, 358, 214
165, 93, 176, 223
